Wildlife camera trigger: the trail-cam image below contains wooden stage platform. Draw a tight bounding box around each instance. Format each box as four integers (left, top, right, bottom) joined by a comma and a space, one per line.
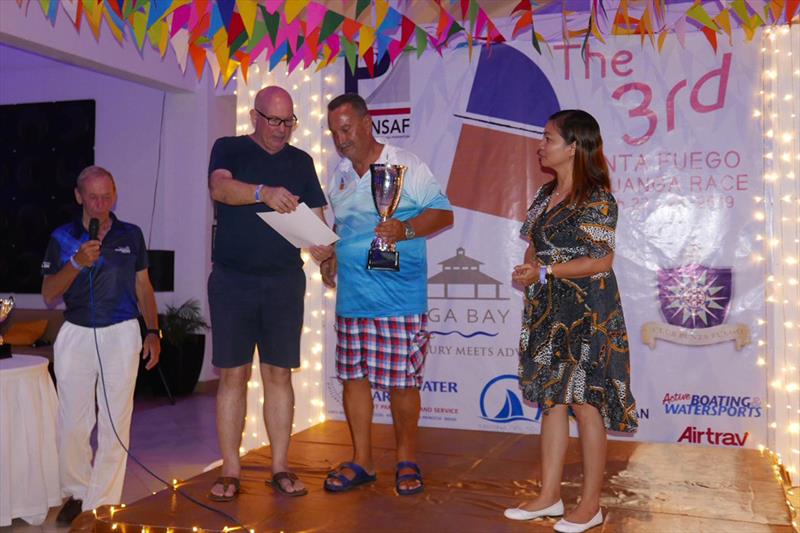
78, 421, 795, 532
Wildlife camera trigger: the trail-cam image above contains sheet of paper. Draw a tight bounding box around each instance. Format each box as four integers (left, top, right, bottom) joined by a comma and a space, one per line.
257, 202, 339, 248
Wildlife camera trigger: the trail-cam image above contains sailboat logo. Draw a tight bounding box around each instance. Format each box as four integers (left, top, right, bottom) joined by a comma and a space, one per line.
448, 43, 560, 221
479, 374, 538, 423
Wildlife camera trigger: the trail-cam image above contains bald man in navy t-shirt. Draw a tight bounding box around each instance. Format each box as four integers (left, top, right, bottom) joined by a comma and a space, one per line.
207, 86, 332, 500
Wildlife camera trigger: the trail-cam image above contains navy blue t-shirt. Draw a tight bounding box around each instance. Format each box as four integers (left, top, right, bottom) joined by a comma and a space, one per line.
41, 213, 148, 328
209, 136, 327, 274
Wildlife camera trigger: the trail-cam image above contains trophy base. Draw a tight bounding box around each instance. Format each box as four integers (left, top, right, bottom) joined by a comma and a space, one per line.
0, 344, 11, 360
367, 249, 400, 271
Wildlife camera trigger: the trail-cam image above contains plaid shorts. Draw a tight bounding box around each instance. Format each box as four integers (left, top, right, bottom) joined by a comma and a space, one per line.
335, 314, 430, 389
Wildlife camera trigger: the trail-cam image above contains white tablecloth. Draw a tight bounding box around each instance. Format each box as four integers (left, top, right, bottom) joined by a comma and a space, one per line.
0, 354, 61, 526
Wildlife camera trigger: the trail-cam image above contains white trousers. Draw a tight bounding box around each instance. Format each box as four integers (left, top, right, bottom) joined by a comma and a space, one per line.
54, 319, 141, 511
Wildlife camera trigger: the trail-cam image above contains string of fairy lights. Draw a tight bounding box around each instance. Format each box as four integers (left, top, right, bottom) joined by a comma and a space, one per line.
756, 24, 800, 496
228, 20, 800, 500
85, 20, 800, 533
89, 66, 342, 533
231, 64, 339, 454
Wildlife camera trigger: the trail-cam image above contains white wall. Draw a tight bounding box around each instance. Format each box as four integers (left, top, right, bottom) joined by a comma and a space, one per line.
0, 0, 196, 92
0, 43, 234, 381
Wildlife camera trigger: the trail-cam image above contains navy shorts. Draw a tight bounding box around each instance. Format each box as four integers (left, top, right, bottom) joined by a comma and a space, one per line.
208, 265, 306, 369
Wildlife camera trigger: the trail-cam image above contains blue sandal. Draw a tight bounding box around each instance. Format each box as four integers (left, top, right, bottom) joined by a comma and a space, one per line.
395, 461, 424, 496
323, 462, 377, 492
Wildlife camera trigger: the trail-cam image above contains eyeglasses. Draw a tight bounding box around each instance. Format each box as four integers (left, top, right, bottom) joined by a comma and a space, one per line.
254, 108, 298, 128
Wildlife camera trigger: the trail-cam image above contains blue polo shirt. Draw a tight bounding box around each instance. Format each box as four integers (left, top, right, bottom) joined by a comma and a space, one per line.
327, 143, 452, 318
41, 213, 148, 328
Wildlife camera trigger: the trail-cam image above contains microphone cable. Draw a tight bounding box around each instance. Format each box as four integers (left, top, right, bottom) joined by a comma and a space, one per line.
87, 265, 249, 531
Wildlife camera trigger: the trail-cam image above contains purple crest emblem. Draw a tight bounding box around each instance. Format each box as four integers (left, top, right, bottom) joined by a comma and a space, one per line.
657, 264, 732, 329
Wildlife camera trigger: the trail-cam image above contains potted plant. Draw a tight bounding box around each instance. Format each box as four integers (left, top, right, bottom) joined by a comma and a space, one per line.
138, 299, 209, 397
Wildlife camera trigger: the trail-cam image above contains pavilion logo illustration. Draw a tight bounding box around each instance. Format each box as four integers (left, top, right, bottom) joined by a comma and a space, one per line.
427, 247, 508, 301
641, 264, 750, 351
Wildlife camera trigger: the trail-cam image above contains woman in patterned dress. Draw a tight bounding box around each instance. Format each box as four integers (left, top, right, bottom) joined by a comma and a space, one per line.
504, 110, 637, 533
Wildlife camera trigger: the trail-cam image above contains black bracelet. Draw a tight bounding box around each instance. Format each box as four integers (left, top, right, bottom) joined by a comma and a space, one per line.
146, 328, 162, 339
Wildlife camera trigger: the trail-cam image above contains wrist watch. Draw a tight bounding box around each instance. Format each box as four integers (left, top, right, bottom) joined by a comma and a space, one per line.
146, 328, 162, 339
403, 221, 416, 240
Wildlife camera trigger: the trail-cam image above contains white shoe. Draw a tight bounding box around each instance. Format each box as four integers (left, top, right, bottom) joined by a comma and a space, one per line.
504, 500, 564, 521
553, 509, 603, 532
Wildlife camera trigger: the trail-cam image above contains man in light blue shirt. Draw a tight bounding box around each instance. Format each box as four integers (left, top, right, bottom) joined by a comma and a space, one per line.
321, 93, 453, 496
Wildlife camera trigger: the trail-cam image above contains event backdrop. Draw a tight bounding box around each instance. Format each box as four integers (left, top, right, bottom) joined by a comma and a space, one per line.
323, 33, 767, 449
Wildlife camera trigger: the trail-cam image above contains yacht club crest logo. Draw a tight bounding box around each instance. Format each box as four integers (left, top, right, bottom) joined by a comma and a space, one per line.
642, 264, 750, 350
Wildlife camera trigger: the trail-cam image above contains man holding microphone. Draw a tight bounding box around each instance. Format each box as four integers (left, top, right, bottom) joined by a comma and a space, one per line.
41, 165, 160, 524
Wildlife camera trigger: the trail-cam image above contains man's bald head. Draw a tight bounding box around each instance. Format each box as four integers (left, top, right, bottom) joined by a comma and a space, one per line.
250, 85, 296, 154
254, 86, 293, 111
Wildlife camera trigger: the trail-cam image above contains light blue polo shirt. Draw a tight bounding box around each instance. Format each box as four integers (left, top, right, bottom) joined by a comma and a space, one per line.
328, 143, 452, 318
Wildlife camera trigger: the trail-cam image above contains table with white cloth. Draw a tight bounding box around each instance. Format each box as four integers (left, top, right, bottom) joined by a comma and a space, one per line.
0, 354, 61, 526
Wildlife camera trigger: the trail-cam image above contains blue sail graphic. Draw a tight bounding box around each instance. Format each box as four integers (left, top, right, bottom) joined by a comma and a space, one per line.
479, 375, 537, 423
495, 389, 526, 420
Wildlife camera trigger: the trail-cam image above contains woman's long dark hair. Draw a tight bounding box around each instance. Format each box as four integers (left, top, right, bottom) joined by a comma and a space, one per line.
548, 109, 610, 206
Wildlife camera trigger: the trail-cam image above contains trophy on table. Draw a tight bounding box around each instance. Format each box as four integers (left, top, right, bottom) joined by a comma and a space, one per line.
367, 163, 407, 271
0, 296, 14, 359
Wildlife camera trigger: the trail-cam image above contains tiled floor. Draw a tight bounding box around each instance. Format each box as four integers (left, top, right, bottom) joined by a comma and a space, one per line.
2, 387, 221, 531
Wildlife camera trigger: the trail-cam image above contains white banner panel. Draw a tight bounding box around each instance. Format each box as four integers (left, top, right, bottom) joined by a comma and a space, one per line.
324, 32, 766, 449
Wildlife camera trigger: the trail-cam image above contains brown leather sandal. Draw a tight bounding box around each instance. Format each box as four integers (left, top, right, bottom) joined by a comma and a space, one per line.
208, 476, 240, 502
269, 471, 308, 497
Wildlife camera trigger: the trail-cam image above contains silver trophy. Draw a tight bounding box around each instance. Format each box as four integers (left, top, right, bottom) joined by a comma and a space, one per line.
0, 296, 14, 359
367, 163, 406, 271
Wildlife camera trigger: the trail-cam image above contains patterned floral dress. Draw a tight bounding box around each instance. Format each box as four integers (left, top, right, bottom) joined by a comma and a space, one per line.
518, 181, 638, 432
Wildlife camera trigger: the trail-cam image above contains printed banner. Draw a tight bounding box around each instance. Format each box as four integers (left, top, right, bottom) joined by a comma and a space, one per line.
324, 32, 766, 449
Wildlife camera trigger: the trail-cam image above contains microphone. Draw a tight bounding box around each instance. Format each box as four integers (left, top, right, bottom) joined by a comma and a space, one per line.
89, 218, 100, 241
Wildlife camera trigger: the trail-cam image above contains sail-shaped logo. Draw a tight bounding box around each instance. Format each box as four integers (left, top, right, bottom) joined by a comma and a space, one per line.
479, 374, 539, 423
448, 44, 560, 221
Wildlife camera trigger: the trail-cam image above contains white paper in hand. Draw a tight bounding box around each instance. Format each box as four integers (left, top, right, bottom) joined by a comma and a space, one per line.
257, 203, 339, 248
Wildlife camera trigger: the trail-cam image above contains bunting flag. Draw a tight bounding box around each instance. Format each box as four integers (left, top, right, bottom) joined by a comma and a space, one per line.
636, 3, 656, 46
319, 8, 344, 42
511, 0, 543, 54
387, 13, 416, 62
612, 0, 639, 35
61, 0, 80, 26
788, 0, 800, 23
355, 0, 370, 20
20, 0, 795, 86
730, 0, 764, 40
341, 34, 358, 74
714, 8, 734, 44
474, 6, 504, 44
686, 3, 720, 33
237, 0, 258, 36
